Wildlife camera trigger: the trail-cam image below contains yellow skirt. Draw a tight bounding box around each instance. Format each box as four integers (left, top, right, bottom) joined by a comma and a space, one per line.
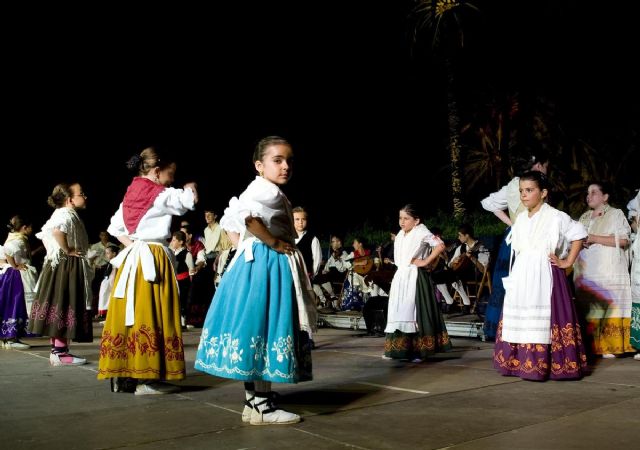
589, 317, 634, 355
97, 245, 185, 380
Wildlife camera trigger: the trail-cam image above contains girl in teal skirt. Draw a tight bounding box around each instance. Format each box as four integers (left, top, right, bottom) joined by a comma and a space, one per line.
195, 136, 316, 425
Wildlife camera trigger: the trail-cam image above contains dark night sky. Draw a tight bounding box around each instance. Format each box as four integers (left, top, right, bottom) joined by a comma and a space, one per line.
5, 1, 639, 240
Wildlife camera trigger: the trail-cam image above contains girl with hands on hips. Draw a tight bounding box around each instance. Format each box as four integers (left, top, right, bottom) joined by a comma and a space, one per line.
195, 136, 316, 426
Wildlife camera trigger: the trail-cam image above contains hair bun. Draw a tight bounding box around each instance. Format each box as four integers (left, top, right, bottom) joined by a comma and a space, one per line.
126, 154, 142, 171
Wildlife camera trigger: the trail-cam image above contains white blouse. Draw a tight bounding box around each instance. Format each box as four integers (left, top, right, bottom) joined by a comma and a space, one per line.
3, 238, 31, 265
108, 187, 195, 241
481, 177, 524, 221
220, 176, 296, 243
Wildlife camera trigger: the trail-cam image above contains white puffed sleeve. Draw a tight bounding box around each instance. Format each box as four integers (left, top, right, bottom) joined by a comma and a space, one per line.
153, 187, 195, 215
481, 185, 509, 212
554, 210, 586, 258
108, 203, 126, 238
423, 228, 442, 247
560, 211, 588, 243
3, 240, 21, 257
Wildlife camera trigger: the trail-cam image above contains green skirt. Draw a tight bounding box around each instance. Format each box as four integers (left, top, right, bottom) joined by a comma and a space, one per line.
384, 269, 452, 360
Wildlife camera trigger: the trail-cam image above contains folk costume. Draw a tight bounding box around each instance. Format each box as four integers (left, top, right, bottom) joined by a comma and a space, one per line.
195, 176, 316, 383
0, 233, 37, 343
98, 177, 195, 381
494, 203, 588, 380
29, 208, 93, 342
574, 205, 633, 355
384, 224, 451, 360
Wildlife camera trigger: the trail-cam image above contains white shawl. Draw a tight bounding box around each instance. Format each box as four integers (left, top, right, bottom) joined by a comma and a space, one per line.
36, 207, 93, 309
502, 203, 558, 344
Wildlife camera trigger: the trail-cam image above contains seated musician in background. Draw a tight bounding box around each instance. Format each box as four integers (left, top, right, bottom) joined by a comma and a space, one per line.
449, 224, 489, 278
378, 232, 396, 268
366, 232, 396, 297
423, 227, 467, 313
348, 237, 371, 271
363, 233, 397, 337
339, 237, 372, 311
439, 224, 489, 314
313, 235, 352, 308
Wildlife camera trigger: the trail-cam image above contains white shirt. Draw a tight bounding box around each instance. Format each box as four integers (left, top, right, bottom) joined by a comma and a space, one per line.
204, 221, 232, 254
448, 240, 490, 270
323, 250, 352, 273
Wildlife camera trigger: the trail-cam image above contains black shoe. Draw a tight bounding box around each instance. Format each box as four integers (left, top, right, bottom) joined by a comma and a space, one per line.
110, 377, 138, 393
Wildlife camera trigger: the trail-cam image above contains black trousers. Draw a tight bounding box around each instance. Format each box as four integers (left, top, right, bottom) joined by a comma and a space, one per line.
363, 296, 388, 334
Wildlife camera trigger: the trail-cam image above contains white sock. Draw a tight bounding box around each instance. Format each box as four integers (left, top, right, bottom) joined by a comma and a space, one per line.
312, 284, 326, 302
322, 282, 335, 297
452, 282, 471, 305
437, 284, 454, 304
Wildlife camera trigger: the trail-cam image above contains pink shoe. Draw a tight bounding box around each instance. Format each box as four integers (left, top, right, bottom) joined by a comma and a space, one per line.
50, 349, 87, 366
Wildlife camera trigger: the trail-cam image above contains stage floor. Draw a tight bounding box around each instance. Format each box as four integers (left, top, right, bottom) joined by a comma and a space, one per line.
318, 310, 486, 340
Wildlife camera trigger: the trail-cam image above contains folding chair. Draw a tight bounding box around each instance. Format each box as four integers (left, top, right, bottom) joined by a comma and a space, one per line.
465, 267, 492, 313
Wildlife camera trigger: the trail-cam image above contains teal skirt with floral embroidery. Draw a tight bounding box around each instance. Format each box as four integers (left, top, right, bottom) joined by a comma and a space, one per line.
195, 242, 312, 383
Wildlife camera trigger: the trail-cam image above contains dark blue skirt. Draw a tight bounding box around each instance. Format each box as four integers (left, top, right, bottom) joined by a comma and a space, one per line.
483, 228, 511, 340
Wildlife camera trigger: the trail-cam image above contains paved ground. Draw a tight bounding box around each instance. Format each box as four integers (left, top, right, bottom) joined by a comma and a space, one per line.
1, 324, 639, 449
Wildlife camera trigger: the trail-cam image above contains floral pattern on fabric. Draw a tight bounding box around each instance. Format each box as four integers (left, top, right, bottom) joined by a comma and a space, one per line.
197, 330, 298, 379
585, 318, 634, 355
30, 300, 77, 331
494, 320, 587, 380
384, 331, 450, 357
100, 326, 184, 362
